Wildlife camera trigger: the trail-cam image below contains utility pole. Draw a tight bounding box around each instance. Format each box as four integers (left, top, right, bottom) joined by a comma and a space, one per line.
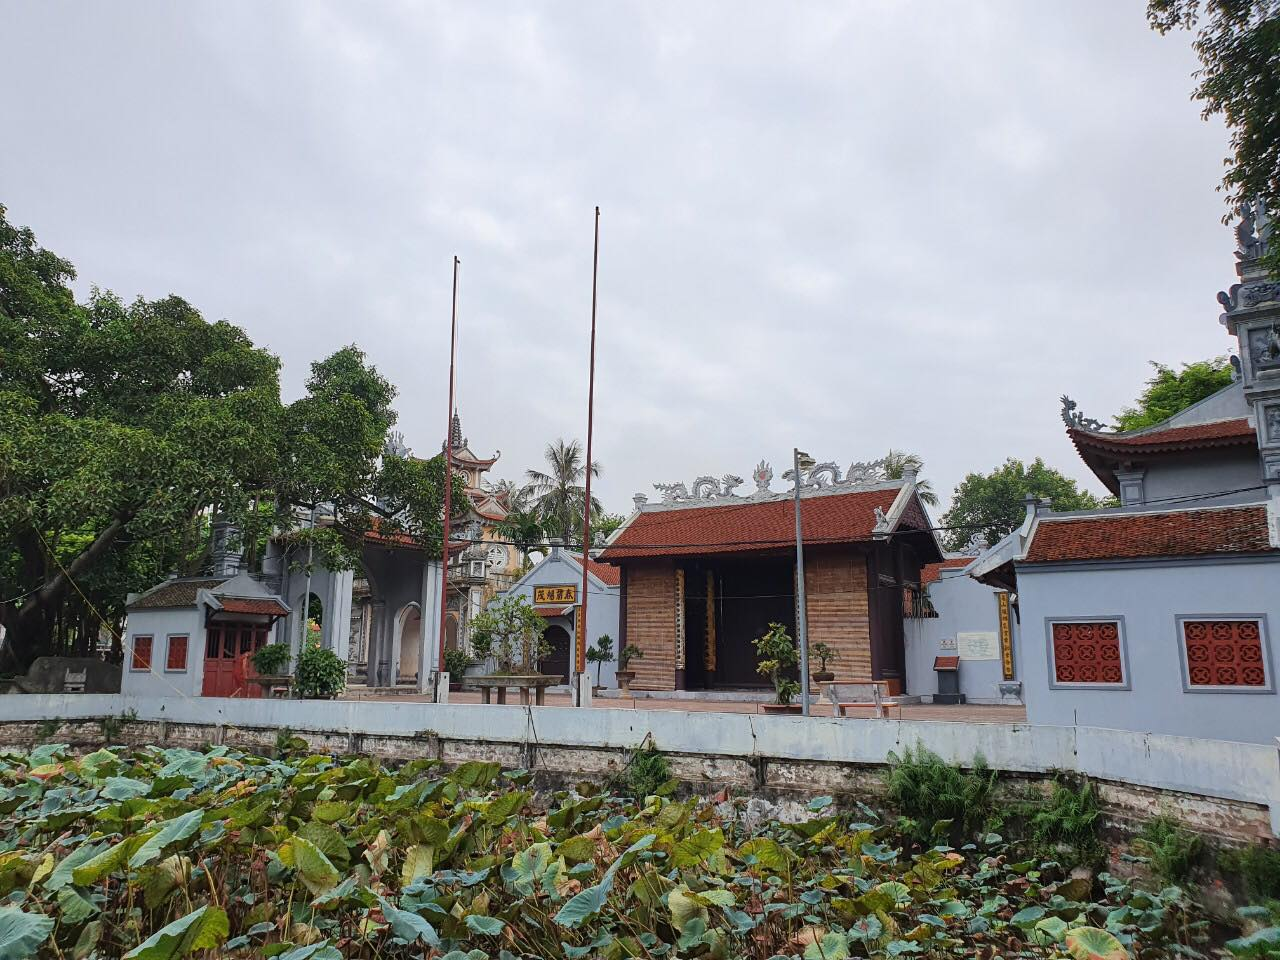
575, 207, 601, 707
793, 448, 815, 716
436, 256, 460, 696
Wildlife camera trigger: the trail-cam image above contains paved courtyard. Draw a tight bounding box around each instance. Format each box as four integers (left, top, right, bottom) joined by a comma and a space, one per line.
342, 688, 1026, 722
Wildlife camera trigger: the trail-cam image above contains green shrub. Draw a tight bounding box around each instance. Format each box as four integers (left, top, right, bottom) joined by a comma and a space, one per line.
753, 622, 800, 705
444, 648, 471, 678
1220, 845, 1280, 902
1136, 816, 1202, 886
294, 641, 347, 698
1026, 779, 1104, 867
885, 742, 996, 842
620, 742, 673, 800
251, 642, 292, 676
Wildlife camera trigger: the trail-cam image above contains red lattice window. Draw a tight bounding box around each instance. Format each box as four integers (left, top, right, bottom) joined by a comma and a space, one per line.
130, 635, 153, 671
166, 635, 189, 672
1182, 620, 1267, 688
1051, 621, 1124, 685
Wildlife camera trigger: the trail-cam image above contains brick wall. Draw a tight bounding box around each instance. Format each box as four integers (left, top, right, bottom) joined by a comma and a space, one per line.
804, 550, 872, 680
624, 561, 676, 690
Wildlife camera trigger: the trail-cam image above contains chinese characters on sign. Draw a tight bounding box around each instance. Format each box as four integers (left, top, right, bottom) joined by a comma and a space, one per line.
533, 584, 577, 605
997, 592, 1015, 681
957, 632, 998, 661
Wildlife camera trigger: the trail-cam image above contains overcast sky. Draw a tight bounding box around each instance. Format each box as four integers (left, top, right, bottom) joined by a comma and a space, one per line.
2, 2, 1239, 515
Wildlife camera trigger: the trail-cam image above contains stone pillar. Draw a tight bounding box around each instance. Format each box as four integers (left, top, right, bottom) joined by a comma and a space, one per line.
419, 560, 443, 694
324, 569, 354, 658
370, 600, 388, 687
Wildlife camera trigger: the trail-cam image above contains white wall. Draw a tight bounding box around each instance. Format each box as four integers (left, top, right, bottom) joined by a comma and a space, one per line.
120, 608, 206, 699
905, 570, 1010, 703
1018, 556, 1280, 744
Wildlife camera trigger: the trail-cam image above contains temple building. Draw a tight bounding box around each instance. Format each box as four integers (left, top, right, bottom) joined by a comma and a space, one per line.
598, 459, 943, 693
969, 203, 1280, 744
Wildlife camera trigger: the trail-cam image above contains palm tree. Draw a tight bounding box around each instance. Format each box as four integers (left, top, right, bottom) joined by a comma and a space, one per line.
495, 507, 546, 571
883, 449, 939, 507
489, 478, 530, 512
524, 439, 601, 545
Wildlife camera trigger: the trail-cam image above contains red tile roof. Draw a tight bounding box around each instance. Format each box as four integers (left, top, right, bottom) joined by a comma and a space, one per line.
600, 487, 903, 561
1068, 418, 1255, 455
217, 597, 290, 617
920, 556, 973, 586
1023, 505, 1275, 564
569, 553, 621, 586
365, 520, 467, 554
533, 605, 572, 618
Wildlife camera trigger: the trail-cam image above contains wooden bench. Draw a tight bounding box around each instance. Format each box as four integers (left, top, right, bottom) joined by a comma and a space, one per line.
471, 674, 557, 706
825, 680, 903, 719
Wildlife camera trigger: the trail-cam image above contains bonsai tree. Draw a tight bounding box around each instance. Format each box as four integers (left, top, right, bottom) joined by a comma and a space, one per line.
294, 639, 346, 699
618, 644, 644, 671
251, 642, 291, 677
753, 621, 800, 705
810, 641, 840, 681
468, 594, 550, 675
586, 634, 614, 687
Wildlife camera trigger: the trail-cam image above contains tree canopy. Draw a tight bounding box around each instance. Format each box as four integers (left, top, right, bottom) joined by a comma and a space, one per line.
940, 458, 1104, 551
523, 438, 601, 546
0, 205, 451, 671
1114, 357, 1235, 431
1149, 0, 1280, 273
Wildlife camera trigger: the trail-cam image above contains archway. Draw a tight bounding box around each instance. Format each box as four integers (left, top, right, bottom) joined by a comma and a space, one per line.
395, 603, 422, 684
540, 624, 571, 683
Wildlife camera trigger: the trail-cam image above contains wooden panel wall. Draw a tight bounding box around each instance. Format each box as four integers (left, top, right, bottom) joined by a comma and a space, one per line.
623, 561, 676, 690
804, 549, 872, 681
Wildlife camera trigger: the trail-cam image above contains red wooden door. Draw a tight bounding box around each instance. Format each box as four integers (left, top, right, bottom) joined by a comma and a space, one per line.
202, 624, 269, 697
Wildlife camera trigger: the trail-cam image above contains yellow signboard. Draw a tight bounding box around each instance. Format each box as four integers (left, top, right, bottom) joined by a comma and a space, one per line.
534, 584, 577, 605
997, 592, 1015, 681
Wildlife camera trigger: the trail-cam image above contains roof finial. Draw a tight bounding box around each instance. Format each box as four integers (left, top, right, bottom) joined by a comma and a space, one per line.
450, 410, 464, 448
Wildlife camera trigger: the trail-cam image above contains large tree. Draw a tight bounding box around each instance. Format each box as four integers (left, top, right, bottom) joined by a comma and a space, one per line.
1114, 357, 1235, 430
940, 458, 1104, 551
1149, 0, 1280, 273
0, 206, 451, 671
882, 449, 939, 507
523, 439, 601, 546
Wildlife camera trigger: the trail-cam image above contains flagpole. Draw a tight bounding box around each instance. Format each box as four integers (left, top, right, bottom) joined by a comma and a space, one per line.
437, 256, 460, 690
575, 207, 601, 707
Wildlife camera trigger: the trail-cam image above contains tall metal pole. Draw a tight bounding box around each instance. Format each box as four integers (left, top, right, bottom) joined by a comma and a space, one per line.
575, 207, 601, 707
437, 256, 460, 684
793, 448, 811, 717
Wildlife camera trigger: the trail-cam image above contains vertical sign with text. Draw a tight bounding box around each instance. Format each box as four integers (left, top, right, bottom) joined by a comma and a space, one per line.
997, 591, 1015, 681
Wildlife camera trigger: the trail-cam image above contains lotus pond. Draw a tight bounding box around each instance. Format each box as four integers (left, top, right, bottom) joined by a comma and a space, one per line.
0, 742, 1254, 959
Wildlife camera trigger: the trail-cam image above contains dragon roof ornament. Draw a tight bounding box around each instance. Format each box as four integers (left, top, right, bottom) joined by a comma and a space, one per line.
1060, 395, 1108, 433
651, 455, 893, 505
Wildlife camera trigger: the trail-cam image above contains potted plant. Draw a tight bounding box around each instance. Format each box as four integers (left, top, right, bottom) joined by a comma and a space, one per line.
811, 641, 839, 683
444, 648, 471, 691
293, 639, 347, 700
585, 634, 614, 694
251, 642, 292, 680
614, 643, 644, 695
468, 594, 550, 676
754, 621, 801, 714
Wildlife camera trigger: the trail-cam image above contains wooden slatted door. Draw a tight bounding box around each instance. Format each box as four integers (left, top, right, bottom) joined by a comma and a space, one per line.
201, 623, 270, 697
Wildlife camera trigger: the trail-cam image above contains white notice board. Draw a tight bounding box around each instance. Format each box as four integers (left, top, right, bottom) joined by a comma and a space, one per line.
957, 631, 999, 661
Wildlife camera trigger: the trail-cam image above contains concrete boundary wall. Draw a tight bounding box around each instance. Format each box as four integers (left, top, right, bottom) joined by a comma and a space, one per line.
2, 695, 1277, 838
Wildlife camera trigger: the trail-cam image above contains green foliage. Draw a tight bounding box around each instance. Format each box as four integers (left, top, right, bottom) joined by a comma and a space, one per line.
467, 594, 549, 674
941, 458, 1104, 551
293, 641, 346, 698
885, 742, 996, 842
883, 449, 939, 507
251, 642, 292, 677
1148, 1, 1280, 277
811, 641, 840, 673
585, 634, 614, 686
1221, 844, 1280, 901
523, 438, 602, 545
1136, 816, 1203, 885
592, 511, 627, 543
619, 742, 674, 800
617, 643, 644, 671
1115, 358, 1236, 431
0, 206, 454, 670
443, 648, 471, 679
0, 742, 1233, 958
753, 621, 800, 704
1026, 779, 1104, 868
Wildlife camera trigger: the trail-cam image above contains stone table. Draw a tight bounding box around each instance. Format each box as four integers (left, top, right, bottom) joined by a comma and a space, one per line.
469, 674, 557, 706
